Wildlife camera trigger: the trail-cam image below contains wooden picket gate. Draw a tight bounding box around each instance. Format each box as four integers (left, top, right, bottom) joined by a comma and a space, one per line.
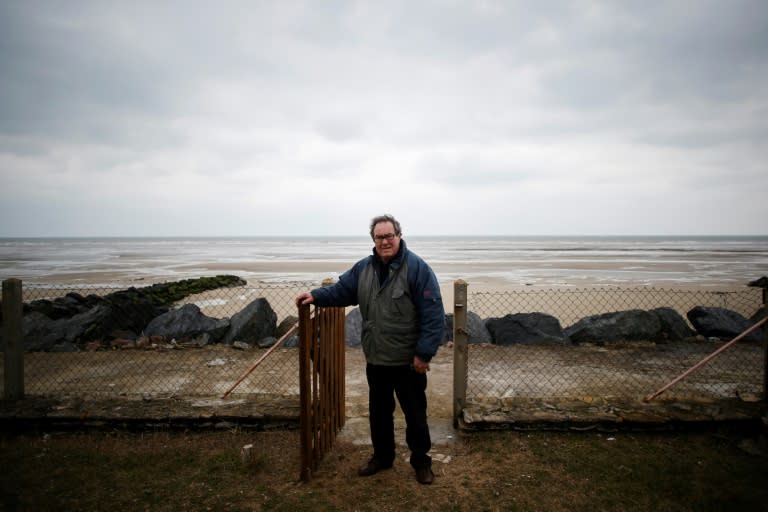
298, 304, 346, 482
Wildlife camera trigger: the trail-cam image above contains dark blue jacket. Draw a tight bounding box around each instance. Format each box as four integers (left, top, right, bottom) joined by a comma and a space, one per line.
310, 239, 445, 362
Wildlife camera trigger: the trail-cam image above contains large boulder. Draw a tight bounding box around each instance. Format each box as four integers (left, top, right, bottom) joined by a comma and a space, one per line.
4, 276, 248, 351
222, 298, 277, 345
486, 312, 569, 346
686, 306, 764, 343
100, 288, 167, 334
25, 292, 101, 319
651, 307, 695, 341
143, 303, 229, 342
749, 306, 766, 324
445, 311, 492, 344
19, 293, 164, 351
345, 307, 363, 348
22, 311, 67, 351
276, 315, 300, 348
565, 309, 661, 345
23, 304, 132, 351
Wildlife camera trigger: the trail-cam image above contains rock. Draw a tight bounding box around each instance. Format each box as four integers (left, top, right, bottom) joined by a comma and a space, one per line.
686, 306, 764, 343
445, 311, 492, 344
24, 290, 161, 341
144, 304, 230, 343
345, 308, 362, 348
132, 275, 247, 307
565, 309, 661, 345
49, 342, 78, 352
273, 315, 300, 348
222, 298, 277, 346
110, 338, 136, 349
135, 335, 164, 349
11, 276, 246, 351
750, 306, 766, 324
93, 288, 168, 335
467, 311, 492, 344
651, 307, 695, 341
276, 315, 298, 338
283, 333, 300, 348
22, 311, 66, 351
257, 336, 278, 348
25, 292, 96, 319
24, 305, 124, 351
486, 312, 569, 346
181, 332, 211, 348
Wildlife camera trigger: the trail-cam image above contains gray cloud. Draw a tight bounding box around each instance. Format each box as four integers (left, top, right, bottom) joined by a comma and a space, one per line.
0, 0, 766, 236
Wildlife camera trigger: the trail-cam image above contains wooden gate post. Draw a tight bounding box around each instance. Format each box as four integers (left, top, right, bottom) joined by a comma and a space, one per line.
298, 303, 313, 482
2, 278, 25, 400
452, 279, 468, 427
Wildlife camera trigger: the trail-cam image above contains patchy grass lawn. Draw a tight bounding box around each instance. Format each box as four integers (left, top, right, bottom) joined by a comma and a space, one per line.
2, 427, 767, 512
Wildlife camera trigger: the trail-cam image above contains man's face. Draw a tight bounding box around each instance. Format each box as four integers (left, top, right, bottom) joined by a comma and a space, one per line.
372, 221, 401, 263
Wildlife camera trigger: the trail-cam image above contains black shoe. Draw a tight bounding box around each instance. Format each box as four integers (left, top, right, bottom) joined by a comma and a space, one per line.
415, 465, 434, 485
357, 458, 393, 477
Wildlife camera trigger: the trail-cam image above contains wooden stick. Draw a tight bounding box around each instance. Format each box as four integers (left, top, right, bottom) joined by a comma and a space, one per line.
643, 316, 767, 402
221, 321, 300, 398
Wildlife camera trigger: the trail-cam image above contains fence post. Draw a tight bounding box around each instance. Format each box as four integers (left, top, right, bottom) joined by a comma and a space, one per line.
452, 279, 468, 427
763, 288, 767, 404
2, 278, 25, 400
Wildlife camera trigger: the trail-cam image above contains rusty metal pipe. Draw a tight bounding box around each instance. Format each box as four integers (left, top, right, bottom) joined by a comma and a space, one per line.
644, 316, 767, 402
221, 320, 302, 399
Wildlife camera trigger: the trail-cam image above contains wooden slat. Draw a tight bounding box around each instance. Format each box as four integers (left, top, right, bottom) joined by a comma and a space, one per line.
298, 305, 346, 481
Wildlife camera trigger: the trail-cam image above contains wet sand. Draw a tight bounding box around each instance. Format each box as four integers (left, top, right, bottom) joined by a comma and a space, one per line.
11, 258, 763, 329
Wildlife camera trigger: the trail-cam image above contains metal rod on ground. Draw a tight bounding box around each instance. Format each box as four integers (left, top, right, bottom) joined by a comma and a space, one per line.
643, 316, 768, 402
221, 321, 300, 399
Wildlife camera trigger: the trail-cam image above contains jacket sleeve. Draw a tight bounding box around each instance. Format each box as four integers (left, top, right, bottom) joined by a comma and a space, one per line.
408, 256, 446, 363
310, 258, 365, 307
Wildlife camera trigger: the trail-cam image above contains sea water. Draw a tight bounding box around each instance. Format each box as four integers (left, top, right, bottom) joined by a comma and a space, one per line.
1, 235, 767, 288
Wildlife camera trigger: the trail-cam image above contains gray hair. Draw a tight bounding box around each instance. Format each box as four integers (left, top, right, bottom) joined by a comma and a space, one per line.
369, 214, 402, 239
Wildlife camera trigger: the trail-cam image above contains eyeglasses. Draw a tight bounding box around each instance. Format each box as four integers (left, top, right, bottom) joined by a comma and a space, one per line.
373, 233, 398, 242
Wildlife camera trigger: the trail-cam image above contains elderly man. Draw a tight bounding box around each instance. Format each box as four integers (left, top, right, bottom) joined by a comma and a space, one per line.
296, 214, 445, 485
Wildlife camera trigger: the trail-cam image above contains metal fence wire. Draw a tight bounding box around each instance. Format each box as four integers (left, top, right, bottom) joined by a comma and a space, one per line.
465, 287, 765, 403
3, 281, 316, 399
1, 282, 766, 408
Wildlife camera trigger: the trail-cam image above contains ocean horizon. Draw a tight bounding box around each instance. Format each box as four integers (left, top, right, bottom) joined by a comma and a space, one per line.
2, 235, 767, 288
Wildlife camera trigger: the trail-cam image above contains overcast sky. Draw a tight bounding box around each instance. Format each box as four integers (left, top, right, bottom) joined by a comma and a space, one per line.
1, 1, 766, 237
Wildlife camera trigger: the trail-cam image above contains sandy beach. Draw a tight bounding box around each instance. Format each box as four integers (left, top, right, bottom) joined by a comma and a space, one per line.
14, 257, 763, 290
4, 235, 766, 290
12, 262, 765, 334
4, 234, 766, 327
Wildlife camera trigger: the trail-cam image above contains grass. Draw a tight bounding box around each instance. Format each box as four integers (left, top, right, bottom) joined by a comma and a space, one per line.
2, 426, 767, 511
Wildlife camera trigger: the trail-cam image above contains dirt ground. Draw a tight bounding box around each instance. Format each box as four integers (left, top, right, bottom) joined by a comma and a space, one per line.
1, 341, 765, 438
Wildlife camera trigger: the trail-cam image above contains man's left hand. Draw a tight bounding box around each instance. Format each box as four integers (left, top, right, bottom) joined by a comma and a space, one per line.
413, 356, 430, 374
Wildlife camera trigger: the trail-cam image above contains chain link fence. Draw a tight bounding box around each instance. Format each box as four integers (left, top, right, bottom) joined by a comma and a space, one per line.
464, 286, 766, 404
1, 280, 316, 399
2, 280, 766, 414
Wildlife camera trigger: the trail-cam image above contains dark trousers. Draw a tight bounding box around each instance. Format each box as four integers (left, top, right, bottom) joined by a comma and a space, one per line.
366, 363, 432, 469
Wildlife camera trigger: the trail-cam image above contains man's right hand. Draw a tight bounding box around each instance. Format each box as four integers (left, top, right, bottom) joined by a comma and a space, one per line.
295, 291, 315, 306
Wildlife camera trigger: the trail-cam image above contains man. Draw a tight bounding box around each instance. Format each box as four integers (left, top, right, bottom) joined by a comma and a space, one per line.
296, 214, 445, 485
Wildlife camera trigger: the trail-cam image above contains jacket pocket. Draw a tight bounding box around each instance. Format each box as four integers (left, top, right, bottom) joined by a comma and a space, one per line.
389, 286, 413, 317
